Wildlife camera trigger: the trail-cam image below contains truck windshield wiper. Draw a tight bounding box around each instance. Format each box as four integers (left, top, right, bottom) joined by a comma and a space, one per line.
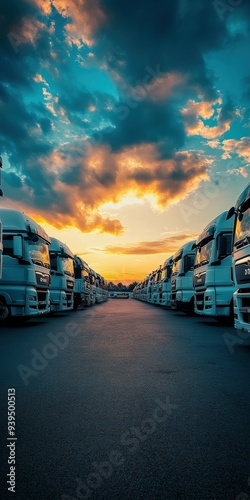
194, 259, 208, 268
31, 258, 44, 267
234, 236, 250, 249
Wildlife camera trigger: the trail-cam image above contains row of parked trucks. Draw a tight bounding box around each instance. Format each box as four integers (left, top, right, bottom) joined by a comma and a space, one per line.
133, 181, 250, 333
0, 169, 108, 322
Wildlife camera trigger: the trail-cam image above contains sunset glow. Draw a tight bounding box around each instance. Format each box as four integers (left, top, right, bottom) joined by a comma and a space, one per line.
1, 0, 250, 283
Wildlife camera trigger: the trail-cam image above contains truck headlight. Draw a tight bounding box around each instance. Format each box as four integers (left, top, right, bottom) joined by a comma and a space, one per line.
28, 295, 36, 301
205, 296, 213, 301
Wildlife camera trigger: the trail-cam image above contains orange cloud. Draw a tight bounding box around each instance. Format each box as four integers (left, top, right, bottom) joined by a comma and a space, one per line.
4, 141, 209, 235
186, 120, 231, 139
95, 233, 198, 255
1, 197, 123, 236
182, 98, 236, 139
221, 137, 250, 162
183, 99, 221, 120
52, 0, 106, 46
123, 72, 185, 103
30, 0, 52, 15
33, 73, 48, 85
78, 143, 209, 208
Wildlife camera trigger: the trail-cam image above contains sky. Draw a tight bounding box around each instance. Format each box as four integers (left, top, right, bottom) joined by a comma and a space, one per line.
0, 0, 250, 283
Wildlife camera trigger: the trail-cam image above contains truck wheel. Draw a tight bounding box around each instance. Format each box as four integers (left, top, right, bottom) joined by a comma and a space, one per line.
216, 302, 234, 326
184, 297, 195, 316
0, 300, 10, 321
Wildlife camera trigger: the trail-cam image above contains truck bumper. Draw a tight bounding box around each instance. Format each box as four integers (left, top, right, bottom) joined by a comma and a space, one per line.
195, 287, 233, 317
234, 290, 250, 332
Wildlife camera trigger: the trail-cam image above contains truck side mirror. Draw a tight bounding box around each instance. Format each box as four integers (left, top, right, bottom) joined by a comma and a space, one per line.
218, 234, 232, 259
13, 235, 23, 259
184, 255, 194, 273
240, 197, 250, 214
226, 207, 235, 220
28, 234, 39, 242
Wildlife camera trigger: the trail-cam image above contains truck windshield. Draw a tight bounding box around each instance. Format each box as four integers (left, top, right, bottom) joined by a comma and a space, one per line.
83, 269, 89, 281
234, 208, 250, 249
163, 265, 172, 280
194, 239, 213, 268
172, 258, 181, 275
27, 239, 50, 268
61, 257, 74, 276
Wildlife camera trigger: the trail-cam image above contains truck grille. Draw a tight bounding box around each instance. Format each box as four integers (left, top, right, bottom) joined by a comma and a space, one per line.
195, 291, 204, 311
238, 294, 250, 324
66, 292, 73, 308
37, 290, 48, 310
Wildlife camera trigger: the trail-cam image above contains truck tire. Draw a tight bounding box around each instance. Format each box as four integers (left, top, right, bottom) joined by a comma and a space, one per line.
184, 297, 195, 316
0, 299, 10, 321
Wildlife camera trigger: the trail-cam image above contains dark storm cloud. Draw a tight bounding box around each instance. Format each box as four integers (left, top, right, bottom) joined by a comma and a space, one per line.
3, 172, 22, 189
219, 96, 236, 124
95, 0, 228, 97
0, 84, 53, 165
103, 99, 185, 155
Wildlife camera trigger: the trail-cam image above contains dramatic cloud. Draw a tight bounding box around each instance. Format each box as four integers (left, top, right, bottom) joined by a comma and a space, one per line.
221, 137, 250, 163
182, 96, 237, 139
2, 141, 209, 233
97, 233, 198, 255
0, 0, 249, 236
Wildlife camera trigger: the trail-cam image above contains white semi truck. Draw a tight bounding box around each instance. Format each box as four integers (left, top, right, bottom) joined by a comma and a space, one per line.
152, 266, 162, 304
147, 269, 157, 303
170, 240, 196, 314
227, 182, 250, 332
0, 209, 51, 321
96, 274, 108, 303
73, 255, 91, 309
89, 268, 97, 305
193, 211, 234, 320
160, 256, 173, 308
49, 237, 74, 312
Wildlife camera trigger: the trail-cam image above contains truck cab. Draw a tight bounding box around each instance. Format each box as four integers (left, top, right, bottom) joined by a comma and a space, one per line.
49, 237, 74, 312
171, 240, 196, 314
73, 255, 91, 309
0, 209, 51, 321
227, 183, 250, 331
161, 256, 173, 308
152, 266, 162, 305
193, 211, 234, 320
141, 276, 149, 302
100, 276, 108, 302
89, 268, 97, 305
95, 273, 103, 303
147, 270, 157, 303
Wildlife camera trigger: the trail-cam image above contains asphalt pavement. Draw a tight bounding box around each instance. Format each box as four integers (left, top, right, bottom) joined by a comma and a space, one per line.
1, 299, 250, 500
